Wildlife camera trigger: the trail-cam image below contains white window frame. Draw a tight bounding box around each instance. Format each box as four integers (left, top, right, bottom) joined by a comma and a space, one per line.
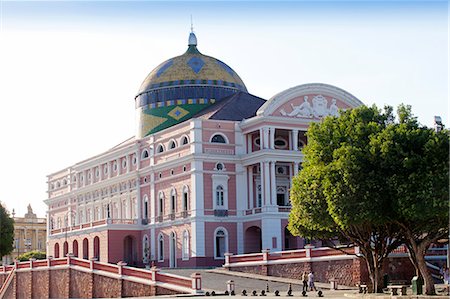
158, 233, 164, 262
182, 230, 189, 260
141, 149, 150, 159
170, 188, 176, 214
212, 174, 229, 210
210, 132, 229, 144
158, 192, 164, 216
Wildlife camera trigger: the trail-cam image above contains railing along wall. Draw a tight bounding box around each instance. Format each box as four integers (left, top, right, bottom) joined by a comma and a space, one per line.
224, 245, 415, 268
0, 256, 202, 294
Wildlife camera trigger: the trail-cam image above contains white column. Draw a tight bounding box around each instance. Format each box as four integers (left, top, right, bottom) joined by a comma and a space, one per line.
127, 155, 131, 173
270, 161, 276, 206
190, 160, 204, 217
136, 177, 142, 222
263, 161, 270, 206
262, 127, 269, 149
107, 162, 112, 179
150, 173, 156, 224
90, 167, 94, 184
259, 128, 263, 150
293, 129, 299, 151
83, 170, 86, 187
288, 130, 293, 150
259, 161, 265, 206
118, 198, 123, 219
248, 166, 254, 209
247, 134, 252, 154
294, 162, 299, 176
269, 127, 275, 149
116, 159, 120, 176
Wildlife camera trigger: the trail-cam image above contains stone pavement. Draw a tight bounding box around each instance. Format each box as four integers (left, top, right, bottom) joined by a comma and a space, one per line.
128, 268, 450, 299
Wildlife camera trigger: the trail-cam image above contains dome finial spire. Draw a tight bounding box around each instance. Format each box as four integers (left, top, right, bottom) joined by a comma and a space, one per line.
188, 15, 197, 46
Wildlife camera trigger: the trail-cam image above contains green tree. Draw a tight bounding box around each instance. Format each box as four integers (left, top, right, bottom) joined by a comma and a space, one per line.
17, 250, 46, 262
0, 203, 15, 258
373, 105, 449, 294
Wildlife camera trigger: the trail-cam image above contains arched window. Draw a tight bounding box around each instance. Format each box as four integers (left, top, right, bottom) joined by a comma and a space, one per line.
181, 136, 189, 145
157, 144, 164, 153
214, 228, 228, 259
182, 186, 189, 211
182, 230, 189, 260
158, 192, 164, 216
170, 189, 176, 214
93, 236, 100, 260
73, 240, 79, 257
158, 234, 164, 261
216, 185, 224, 207
211, 134, 227, 143
63, 241, 69, 257
141, 149, 149, 159
82, 238, 89, 260
54, 243, 60, 258
168, 140, 176, 149
143, 195, 149, 219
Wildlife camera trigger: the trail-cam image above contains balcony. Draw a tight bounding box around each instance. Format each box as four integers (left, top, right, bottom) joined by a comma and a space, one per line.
214, 209, 228, 217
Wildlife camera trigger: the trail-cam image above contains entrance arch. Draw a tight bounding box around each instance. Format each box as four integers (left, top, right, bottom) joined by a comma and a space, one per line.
73, 240, 79, 257
93, 236, 100, 260
123, 235, 137, 265
82, 238, 89, 259
244, 226, 262, 253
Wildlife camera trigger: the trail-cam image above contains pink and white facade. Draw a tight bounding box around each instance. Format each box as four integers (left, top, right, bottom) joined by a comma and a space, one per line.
45, 34, 364, 268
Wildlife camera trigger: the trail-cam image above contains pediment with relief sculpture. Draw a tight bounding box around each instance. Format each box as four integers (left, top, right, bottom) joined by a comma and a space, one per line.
257, 83, 364, 118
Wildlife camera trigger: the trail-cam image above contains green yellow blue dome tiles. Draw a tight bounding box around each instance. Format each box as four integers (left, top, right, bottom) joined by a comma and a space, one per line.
135, 32, 248, 137
138, 100, 213, 136
187, 57, 205, 73
137, 52, 247, 94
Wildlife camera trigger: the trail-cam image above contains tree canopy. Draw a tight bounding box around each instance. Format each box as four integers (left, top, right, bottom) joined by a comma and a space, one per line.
288, 104, 448, 293
0, 203, 15, 258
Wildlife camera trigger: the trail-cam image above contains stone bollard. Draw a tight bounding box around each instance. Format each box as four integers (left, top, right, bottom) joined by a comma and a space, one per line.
191, 272, 202, 291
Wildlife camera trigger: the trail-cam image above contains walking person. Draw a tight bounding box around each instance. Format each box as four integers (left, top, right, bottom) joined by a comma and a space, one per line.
308, 271, 317, 291
301, 271, 308, 292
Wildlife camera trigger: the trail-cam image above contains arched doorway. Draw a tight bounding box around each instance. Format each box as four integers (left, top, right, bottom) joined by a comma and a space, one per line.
169, 232, 176, 268
244, 226, 262, 253
284, 226, 297, 250
123, 235, 137, 265
54, 243, 60, 258
93, 236, 100, 260
73, 240, 79, 257
82, 238, 89, 259
63, 241, 69, 257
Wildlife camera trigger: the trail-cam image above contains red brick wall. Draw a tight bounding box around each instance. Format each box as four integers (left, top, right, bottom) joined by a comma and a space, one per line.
229, 256, 414, 287
16, 271, 31, 299
122, 280, 154, 297
32, 270, 49, 299
93, 274, 121, 298
49, 269, 69, 298
69, 269, 93, 298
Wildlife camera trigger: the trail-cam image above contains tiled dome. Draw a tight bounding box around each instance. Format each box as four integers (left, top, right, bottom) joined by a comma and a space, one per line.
135, 32, 248, 138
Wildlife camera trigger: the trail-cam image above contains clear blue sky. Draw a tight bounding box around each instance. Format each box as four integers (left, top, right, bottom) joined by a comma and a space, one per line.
0, 1, 447, 217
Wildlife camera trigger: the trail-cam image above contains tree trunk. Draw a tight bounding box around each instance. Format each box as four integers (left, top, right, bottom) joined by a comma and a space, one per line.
364, 252, 385, 293
415, 244, 435, 295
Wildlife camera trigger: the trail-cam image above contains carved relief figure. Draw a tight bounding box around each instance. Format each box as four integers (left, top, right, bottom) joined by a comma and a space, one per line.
312, 95, 328, 118
280, 96, 313, 118
329, 98, 339, 116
